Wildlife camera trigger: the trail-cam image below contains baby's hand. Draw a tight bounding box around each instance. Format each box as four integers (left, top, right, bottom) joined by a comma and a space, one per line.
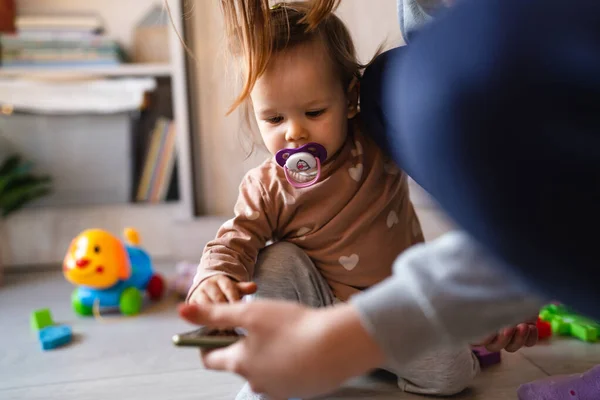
477, 318, 538, 353
192, 275, 257, 304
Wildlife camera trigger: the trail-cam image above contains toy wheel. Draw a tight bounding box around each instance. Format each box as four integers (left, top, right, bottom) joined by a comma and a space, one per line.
71, 289, 93, 316
146, 274, 165, 301
119, 287, 143, 316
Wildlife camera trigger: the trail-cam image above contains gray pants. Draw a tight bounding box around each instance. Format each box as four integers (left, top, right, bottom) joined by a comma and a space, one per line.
250, 242, 480, 396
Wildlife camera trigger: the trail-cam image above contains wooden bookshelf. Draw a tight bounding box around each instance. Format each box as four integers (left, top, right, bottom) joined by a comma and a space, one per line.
1, 0, 197, 267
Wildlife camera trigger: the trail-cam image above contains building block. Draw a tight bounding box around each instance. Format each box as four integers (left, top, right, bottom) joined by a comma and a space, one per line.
539, 304, 600, 343
472, 346, 501, 368
536, 318, 552, 340
38, 325, 72, 350
30, 308, 54, 332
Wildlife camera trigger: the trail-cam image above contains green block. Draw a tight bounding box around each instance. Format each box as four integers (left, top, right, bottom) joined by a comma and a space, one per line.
571, 323, 598, 342
30, 308, 54, 332
540, 303, 600, 343
551, 318, 570, 335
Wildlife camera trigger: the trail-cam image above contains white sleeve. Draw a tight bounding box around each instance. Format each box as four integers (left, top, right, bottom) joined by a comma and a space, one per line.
350, 231, 546, 366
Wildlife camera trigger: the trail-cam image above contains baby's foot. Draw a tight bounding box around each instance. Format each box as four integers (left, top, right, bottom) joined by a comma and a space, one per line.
517, 364, 600, 400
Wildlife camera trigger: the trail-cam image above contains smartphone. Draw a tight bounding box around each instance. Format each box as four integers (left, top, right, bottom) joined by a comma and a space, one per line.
172, 326, 244, 349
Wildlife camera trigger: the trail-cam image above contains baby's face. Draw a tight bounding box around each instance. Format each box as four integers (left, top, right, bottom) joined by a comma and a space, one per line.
250, 40, 355, 161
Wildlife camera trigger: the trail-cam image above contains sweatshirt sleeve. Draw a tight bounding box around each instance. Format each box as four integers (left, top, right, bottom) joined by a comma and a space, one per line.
350, 230, 546, 366
187, 172, 277, 302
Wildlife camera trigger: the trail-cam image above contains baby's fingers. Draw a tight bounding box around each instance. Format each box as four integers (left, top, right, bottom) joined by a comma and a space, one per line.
218, 278, 242, 303
484, 327, 515, 352
525, 325, 539, 347
204, 281, 228, 303
194, 291, 212, 305
504, 324, 529, 352
237, 282, 257, 296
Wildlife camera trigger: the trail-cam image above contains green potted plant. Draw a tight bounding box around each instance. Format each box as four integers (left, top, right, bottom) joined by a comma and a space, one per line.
0, 153, 52, 286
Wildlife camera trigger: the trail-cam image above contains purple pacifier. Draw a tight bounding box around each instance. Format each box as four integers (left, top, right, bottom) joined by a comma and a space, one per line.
275, 143, 327, 188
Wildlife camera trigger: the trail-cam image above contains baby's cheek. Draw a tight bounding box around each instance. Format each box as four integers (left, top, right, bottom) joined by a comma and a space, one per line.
322, 118, 345, 145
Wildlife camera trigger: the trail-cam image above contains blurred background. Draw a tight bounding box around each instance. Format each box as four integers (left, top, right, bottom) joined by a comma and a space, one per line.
0, 0, 452, 277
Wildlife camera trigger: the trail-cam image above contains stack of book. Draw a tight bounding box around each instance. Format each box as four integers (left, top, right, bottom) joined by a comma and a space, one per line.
0, 13, 124, 68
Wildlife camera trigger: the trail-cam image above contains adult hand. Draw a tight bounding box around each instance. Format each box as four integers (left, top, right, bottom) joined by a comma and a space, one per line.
178, 300, 385, 400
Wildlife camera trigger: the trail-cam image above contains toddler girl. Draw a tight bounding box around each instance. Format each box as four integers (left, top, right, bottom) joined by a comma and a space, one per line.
187, 2, 479, 398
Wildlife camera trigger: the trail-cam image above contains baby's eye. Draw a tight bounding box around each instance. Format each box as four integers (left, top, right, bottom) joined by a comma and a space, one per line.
306, 109, 326, 118
266, 116, 283, 124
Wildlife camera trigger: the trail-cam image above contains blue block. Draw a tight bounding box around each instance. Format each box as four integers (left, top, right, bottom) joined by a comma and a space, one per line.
38, 325, 72, 350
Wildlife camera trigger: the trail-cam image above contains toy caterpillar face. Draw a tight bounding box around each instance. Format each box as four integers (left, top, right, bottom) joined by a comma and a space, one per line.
63, 229, 131, 289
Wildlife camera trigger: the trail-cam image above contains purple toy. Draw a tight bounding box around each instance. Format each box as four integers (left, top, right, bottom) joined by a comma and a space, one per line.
517, 364, 600, 400
275, 143, 327, 189
171, 261, 197, 298
472, 346, 501, 368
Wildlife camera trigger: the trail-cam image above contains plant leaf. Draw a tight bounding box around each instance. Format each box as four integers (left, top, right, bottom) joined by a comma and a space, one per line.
0, 154, 21, 176
0, 153, 53, 218
0, 179, 52, 208
1, 186, 52, 218
3, 175, 52, 194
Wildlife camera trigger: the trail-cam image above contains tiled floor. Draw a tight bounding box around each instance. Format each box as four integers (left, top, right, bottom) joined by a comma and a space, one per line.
1, 265, 599, 400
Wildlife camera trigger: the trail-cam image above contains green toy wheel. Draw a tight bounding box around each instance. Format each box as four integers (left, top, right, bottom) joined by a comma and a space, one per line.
71, 289, 93, 316
119, 287, 143, 316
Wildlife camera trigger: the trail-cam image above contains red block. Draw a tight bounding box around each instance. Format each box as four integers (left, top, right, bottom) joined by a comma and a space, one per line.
537, 317, 552, 340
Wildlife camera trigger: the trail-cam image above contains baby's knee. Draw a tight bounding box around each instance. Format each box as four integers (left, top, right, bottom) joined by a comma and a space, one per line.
422, 348, 480, 396
397, 347, 480, 396
255, 242, 306, 280
253, 241, 315, 301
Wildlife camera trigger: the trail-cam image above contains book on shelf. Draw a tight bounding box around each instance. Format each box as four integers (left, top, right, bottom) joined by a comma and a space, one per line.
15, 14, 103, 34
0, 12, 124, 68
135, 117, 178, 203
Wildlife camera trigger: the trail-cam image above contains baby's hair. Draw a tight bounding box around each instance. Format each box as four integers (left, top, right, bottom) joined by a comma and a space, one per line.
164, 0, 383, 156
220, 0, 380, 115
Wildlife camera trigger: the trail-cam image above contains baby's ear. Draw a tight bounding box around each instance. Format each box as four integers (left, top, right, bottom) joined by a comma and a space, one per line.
347, 78, 360, 119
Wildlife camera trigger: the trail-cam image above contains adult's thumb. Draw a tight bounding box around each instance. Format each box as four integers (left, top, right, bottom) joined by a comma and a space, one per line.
178, 302, 251, 329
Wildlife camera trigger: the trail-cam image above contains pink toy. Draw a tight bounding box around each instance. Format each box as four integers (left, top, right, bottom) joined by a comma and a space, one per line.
171, 261, 197, 298
517, 364, 600, 400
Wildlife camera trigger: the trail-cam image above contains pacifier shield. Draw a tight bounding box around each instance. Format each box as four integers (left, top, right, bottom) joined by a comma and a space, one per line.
275, 142, 327, 168
275, 143, 328, 189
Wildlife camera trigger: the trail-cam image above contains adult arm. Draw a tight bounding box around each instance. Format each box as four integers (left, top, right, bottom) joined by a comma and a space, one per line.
364, 0, 600, 320
350, 231, 545, 367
